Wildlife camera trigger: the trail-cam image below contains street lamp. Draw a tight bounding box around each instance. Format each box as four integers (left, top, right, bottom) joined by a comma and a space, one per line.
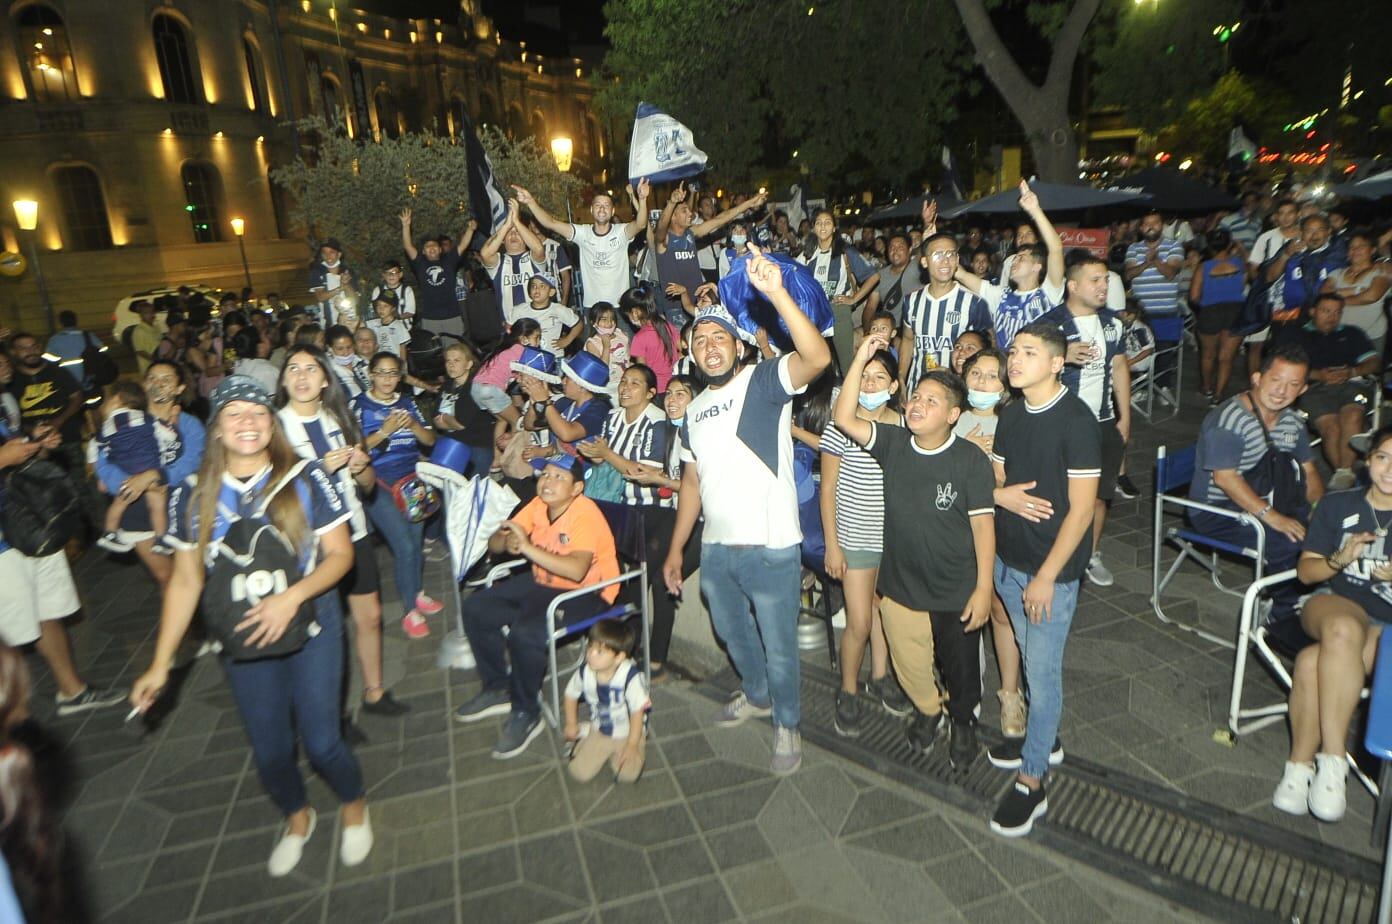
12, 200, 55, 335
550, 136, 573, 173
230, 217, 252, 291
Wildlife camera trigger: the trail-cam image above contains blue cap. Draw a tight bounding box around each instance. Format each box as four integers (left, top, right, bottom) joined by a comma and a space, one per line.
510, 346, 561, 384
209, 375, 274, 420
530, 454, 587, 481
693, 305, 753, 344
561, 351, 612, 393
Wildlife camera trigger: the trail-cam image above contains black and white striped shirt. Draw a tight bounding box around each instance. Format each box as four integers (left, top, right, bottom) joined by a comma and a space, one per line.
821, 418, 901, 553
603, 403, 672, 508
901, 284, 992, 378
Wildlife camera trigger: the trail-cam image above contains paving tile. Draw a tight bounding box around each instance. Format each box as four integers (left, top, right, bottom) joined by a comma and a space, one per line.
646, 835, 716, 887
586, 803, 696, 847
392, 857, 456, 912
457, 804, 516, 852
103, 880, 201, 924
973, 842, 1063, 886
598, 892, 671, 924
756, 779, 831, 853
843, 814, 970, 863
837, 786, 930, 838
144, 839, 217, 888
1016, 875, 1110, 924
660, 876, 739, 924
519, 829, 590, 903
924, 850, 1010, 908
672, 759, 769, 798
776, 842, 878, 921
457, 842, 520, 895
790, 764, 857, 836
721, 857, 799, 916
685, 778, 779, 832
582, 768, 683, 820
393, 817, 456, 868
703, 822, 774, 872
456, 883, 585, 921
193, 866, 320, 917
579, 829, 659, 902
656, 731, 716, 767
325, 876, 394, 924
97, 800, 171, 861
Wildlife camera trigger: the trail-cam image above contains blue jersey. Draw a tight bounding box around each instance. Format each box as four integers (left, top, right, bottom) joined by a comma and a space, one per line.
353, 392, 426, 484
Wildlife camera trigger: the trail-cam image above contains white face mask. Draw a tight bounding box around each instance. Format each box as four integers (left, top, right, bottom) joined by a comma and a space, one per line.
596, 323, 617, 335
730, 234, 747, 247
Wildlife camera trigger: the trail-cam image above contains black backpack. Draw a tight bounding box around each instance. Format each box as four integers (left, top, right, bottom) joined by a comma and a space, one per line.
120, 324, 138, 357
1, 459, 80, 557
200, 462, 320, 660
83, 332, 119, 387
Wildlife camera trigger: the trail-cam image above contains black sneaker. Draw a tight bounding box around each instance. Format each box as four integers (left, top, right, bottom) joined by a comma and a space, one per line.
455, 686, 511, 723
990, 780, 1048, 837
833, 690, 866, 739
867, 674, 913, 718
905, 709, 944, 754
492, 712, 543, 759
361, 690, 412, 717
987, 737, 1064, 770
1114, 474, 1139, 500
55, 687, 125, 717
949, 719, 979, 769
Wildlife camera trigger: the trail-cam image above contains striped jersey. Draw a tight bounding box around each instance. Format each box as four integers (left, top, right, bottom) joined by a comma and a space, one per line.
601, 403, 672, 507
1124, 239, 1184, 315
978, 279, 1062, 350
1190, 396, 1313, 506
1036, 304, 1126, 423
564, 660, 650, 739
901, 284, 992, 376
820, 418, 900, 553
488, 251, 538, 326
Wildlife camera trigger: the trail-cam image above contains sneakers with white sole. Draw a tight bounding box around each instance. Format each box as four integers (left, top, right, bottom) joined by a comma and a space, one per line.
715, 691, 772, 727
1085, 553, 1114, 587
340, 807, 373, 866
267, 809, 316, 877
771, 726, 802, 775
1272, 760, 1314, 816
1308, 753, 1347, 822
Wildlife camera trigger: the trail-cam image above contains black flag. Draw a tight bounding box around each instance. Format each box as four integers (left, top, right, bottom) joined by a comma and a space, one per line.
459, 108, 508, 237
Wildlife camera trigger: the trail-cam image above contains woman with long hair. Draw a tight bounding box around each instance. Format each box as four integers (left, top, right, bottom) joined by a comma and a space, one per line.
130, 376, 372, 878
277, 346, 409, 716
353, 352, 441, 639
0, 646, 62, 924
798, 208, 877, 374
621, 285, 680, 394
1189, 227, 1247, 404
820, 348, 911, 734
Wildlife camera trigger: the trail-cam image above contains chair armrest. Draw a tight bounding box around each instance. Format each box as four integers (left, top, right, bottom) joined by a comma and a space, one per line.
545, 568, 645, 623
1159, 494, 1262, 531
1367, 632, 1392, 759
479, 558, 528, 587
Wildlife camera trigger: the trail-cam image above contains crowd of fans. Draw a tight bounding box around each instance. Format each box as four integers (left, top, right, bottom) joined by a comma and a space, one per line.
0, 170, 1390, 911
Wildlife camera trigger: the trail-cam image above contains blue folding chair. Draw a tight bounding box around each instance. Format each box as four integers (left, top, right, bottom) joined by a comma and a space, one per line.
1151, 444, 1266, 648
1364, 631, 1392, 923
1132, 315, 1185, 423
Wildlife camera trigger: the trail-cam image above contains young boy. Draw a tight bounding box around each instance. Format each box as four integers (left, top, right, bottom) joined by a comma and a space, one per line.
366, 291, 411, 361
455, 456, 620, 758
512, 274, 580, 357
563, 619, 650, 783
1121, 301, 1155, 382
832, 334, 996, 768
986, 321, 1101, 836
94, 381, 167, 553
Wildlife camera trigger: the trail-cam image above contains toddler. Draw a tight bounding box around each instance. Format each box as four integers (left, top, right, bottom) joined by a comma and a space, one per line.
563, 619, 650, 783
96, 381, 166, 552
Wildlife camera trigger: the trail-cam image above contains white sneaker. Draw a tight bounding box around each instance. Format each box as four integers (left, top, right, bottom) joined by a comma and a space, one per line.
1309, 753, 1347, 822
1085, 553, 1114, 587
340, 806, 373, 867
1272, 761, 1314, 815
267, 809, 316, 877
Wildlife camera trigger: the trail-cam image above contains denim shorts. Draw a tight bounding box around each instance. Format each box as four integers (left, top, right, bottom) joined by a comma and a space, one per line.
470, 381, 512, 415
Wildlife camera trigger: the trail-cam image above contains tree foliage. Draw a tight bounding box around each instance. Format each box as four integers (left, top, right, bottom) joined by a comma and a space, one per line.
1160, 72, 1289, 164
270, 117, 582, 274
597, 0, 967, 190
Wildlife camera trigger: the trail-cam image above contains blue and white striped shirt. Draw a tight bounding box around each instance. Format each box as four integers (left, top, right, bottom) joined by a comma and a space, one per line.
978, 280, 1062, 350
1124, 239, 1185, 315
564, 660, 650, 739
901, 284, 992, 376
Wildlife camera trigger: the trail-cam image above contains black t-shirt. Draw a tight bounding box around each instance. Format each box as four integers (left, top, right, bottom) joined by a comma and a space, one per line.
441, 377, 494, 449
867, 425, 995, 613
1289, 322, 1377, 371
9, 362, 80, 443
1302, 488, 1392, 623
410, 250, 464, 320
991, 387, 1102, 582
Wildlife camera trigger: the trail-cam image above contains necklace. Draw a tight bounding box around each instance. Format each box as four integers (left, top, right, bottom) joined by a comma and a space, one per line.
1367, 494, 1392, 537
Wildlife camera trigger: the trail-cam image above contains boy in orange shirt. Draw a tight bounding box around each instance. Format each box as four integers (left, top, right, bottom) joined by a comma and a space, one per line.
455, 455, 620, 758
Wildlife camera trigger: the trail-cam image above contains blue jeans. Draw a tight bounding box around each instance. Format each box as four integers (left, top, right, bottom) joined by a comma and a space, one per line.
222, 605, 364, 815
700, 543, 802, 729
994, 557, 1078, 780
365, 487, 424, 614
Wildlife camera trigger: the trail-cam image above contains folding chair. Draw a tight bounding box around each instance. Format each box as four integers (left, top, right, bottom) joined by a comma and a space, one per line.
469, 500, 652, 729
1151, 444, 1266, 648
1131, 315, 1185, 423
1362, 631, 1392, 923
1229, 570, 1378, 794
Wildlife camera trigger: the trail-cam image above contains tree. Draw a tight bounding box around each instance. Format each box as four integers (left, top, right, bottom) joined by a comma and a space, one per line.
1159, 72, 1289, 165
598, 0, 966, 190
270, 117, 581, 276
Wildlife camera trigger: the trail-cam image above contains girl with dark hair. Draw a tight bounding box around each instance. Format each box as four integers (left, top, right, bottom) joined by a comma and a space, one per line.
820, 349, 911, 735
471, 317, 543, 426
583, 302, 630, 390
326, 324, 371, 398
0, 646, 61, 924
798, 209, 877, 374
277, 346, 409, 716
621, 285, 680, 394
353, 353, 441, 640
131, 376, 372, 878
230, 326, 280, 394
1189, 225, 1247, 403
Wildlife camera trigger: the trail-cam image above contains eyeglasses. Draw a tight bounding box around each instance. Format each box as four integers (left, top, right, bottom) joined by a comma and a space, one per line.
928, 250, 959, 262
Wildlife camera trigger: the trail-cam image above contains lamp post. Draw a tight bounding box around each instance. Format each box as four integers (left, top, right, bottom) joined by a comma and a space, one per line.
12, 200, 55, 335
230, 217, 252, 291
550, 136, 574, 221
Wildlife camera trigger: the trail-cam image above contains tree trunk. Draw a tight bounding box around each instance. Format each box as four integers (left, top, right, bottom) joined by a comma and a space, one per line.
950, 0, 1100, 184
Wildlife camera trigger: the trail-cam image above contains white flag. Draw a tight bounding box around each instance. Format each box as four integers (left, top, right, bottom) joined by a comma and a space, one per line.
628, 102, 708, 185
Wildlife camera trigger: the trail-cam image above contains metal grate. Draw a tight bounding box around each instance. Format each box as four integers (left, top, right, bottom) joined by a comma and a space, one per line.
697, 664, 1382, 924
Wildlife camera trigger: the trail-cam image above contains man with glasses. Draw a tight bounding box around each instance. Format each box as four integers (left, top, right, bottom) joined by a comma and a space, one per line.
898, 232, 993, 388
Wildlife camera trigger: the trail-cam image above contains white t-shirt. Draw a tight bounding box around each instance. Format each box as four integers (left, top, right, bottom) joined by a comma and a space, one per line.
510, 302, 579, 355
1249, 228, 1296, 267
571, 224, 635, 308
370, 284, 417, 323
680, 355, 805, 548
564, 660, 650, 739
1072, 313, 1108, 414
366, 318, 410, 357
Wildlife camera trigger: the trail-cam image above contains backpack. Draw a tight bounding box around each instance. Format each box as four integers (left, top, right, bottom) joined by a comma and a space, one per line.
1, 459, 80, 557
201, 462, 321, 660
406, 328, 450, 382
83, 332, 119, 387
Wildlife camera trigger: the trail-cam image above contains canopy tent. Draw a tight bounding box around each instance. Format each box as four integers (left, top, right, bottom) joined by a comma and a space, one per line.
1333, 171, 1392, 201
867, 194, 964, 225
1103, 167, 1236, 213
939, 182, 1149, 218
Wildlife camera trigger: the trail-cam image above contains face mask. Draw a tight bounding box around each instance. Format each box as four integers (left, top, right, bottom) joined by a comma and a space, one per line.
332, 352, 356, 367
596, 323, 617, 335
730, 234, 747, 247
858, 390, 892, 411
967, 388, 1002, 410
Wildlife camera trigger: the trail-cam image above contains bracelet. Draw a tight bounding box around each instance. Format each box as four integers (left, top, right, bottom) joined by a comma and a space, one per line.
1255, 504, 1272, 521
1327, 555, 1347, 571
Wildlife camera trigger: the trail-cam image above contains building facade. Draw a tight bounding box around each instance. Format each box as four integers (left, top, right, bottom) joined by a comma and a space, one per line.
0, 0, 607, 334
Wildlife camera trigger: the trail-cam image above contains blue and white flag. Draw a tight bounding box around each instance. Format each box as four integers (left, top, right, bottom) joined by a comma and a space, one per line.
941, 146, 965, 201
459, 106, 508, 238
628, 102, 708, 185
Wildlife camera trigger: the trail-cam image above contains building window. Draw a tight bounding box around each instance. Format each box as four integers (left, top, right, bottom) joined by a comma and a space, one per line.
477, 93, 497, 131
448, 97, 468, 138
243, 38, 266, 114
16, 5, 79, 102
374, 88, 399, 140
321, 75, 346, 133
180, 162, 224, 243
529, 110, 546, 142
52, 165, 112, 251
153, 14, 201, 104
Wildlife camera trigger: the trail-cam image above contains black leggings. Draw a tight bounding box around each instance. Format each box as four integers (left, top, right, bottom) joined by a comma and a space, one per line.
639, 505, 702, 664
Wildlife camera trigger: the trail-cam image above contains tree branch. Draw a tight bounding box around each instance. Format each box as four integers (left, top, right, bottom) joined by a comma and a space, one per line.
950, 0, 1041, 111
1044, 0, 1103, 94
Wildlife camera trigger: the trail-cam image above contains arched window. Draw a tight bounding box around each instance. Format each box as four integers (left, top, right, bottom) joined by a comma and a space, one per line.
152, 14, 200, 104
321, 74, 346, 133
180, 162, 224, 243
16, 5, 79, 101
505, 104, 524, 139
374, 88, 399, 140
242, 37, 266, 114
529, 110, 546, 142
448, 96, 468, 138
52, 165, 111, 251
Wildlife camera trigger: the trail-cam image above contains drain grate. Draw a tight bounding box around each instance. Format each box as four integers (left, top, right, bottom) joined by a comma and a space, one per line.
696, 664, 1382, 924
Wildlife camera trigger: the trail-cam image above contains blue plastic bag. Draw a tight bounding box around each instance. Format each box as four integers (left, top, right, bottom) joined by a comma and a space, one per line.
717, 252, 835, 353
